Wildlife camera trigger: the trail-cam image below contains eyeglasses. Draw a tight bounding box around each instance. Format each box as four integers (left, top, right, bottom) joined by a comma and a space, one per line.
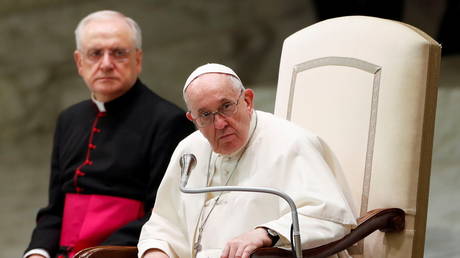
82, 48, 134, 63
190, 89, 244, 128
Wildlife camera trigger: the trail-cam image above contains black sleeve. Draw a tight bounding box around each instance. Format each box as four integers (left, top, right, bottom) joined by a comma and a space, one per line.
25, 116, 65, 257
101, 110, 195, 246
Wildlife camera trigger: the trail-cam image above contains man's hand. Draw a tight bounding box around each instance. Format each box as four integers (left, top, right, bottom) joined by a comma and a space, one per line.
143, 248, 169, 258
221, 228, 272, 258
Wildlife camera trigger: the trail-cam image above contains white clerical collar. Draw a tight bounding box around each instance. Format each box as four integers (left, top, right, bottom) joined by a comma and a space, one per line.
91, 94, 106, 112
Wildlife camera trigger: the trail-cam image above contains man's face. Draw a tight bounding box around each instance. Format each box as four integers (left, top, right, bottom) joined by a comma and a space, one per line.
185, 73, 254, 155
74, 18, 142, 102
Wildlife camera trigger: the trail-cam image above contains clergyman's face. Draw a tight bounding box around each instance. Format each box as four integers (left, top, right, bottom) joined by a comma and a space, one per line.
74, 17, 142, 102
185, 73, 254, 155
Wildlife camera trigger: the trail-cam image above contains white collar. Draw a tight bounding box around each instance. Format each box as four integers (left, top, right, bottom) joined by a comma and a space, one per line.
91, 94, 106, 112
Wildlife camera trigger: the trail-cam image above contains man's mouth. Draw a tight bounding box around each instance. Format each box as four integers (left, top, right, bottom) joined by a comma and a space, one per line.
219, 133, 235, 141
97, 77, 116, 80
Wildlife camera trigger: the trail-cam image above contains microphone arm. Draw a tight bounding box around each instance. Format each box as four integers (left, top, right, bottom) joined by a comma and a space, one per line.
179, 153, 303, 258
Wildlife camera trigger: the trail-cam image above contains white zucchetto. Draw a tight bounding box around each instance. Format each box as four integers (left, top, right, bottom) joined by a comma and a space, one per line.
183, 63, 241, 93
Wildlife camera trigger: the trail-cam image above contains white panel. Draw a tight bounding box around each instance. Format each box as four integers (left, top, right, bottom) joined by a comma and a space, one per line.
290, 65, 375, 215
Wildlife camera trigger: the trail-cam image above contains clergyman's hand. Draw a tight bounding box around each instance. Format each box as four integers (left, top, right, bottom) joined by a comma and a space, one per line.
221, 227, 272, 258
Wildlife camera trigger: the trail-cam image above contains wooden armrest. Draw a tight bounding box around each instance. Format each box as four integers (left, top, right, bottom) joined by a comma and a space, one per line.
74, 246, 137, 258
74, 208, 405, 258
252, 208, 405, 258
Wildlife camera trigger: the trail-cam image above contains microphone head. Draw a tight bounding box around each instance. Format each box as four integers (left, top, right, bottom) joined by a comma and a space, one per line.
180, 153, 197, 187
180, 153, 197, 169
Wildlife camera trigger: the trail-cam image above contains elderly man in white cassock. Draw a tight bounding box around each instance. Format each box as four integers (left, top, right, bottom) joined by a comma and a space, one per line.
138, 63, 357, 258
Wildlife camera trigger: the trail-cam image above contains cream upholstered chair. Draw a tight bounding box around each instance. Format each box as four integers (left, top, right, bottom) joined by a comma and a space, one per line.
74, 16, 440, 258
268, 15, 441, 257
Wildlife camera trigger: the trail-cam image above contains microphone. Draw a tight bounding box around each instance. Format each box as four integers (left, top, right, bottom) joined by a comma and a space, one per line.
178, 153, 303, 258
179, 153, 197, 188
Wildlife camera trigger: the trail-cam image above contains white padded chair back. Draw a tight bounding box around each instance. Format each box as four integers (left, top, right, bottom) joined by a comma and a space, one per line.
274, 16, 440, 258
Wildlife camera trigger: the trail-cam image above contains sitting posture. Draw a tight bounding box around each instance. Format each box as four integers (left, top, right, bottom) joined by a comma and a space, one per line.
24, 10, 195, 258
138, 63, 356, 258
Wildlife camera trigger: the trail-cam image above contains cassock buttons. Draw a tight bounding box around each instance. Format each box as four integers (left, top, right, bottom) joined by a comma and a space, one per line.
76, 169, 86, 176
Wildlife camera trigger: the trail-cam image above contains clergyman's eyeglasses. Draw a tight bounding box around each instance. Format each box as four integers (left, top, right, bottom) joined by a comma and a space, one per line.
189, 89, 244, 128
82, 48, 134, 63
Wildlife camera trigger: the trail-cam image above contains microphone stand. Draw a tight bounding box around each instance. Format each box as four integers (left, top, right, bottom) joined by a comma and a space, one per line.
179, 154, 303, 258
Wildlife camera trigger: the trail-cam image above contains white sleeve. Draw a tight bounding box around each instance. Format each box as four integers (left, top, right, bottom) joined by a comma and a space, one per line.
257, 133, 356, 249
259, 216, 352, 249
24, 249, 51, 258
138, 151, 189, 258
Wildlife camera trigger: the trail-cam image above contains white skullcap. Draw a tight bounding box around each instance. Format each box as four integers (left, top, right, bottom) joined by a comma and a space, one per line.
183, 63, 240, 93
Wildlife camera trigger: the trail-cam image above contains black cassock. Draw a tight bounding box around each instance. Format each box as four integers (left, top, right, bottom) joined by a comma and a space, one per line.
25, 80, 195, 257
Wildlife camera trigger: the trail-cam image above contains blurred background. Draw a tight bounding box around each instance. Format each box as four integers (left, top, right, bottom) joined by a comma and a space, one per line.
0, 0, 458, 257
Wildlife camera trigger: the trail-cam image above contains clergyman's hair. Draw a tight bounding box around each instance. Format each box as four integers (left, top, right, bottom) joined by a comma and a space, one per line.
74, 10, 142, 50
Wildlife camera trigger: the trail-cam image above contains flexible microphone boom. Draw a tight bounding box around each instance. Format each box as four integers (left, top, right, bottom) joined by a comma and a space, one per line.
179, 153, 303, 258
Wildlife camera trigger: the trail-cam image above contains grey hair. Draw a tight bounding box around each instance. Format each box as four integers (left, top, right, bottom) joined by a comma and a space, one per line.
183, 73, 245, 109
228, 75, 245, 92
74, 10, 142, 50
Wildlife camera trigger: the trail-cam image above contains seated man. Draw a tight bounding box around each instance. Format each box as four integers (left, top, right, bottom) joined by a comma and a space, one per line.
138, 64, 357, 258
24, 10, 195, 258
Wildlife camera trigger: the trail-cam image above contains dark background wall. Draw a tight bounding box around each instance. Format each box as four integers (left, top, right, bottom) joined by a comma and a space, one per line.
0, 1, 458, 257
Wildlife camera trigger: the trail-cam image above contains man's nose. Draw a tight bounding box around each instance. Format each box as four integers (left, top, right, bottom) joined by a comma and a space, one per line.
100, 52, 115, 70
213, 113, 228, 129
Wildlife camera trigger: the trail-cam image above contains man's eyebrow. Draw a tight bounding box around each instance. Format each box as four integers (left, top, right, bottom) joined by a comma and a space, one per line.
196, 107, 210, 114
219, 98, 233, 103
195, 97, 234, 112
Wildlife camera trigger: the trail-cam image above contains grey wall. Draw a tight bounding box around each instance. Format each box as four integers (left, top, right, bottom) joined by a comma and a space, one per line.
0, 0, 316, 153
0, 1, 458, 257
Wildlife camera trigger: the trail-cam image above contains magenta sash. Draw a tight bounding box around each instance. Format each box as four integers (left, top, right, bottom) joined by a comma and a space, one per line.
59, 193, 145, 257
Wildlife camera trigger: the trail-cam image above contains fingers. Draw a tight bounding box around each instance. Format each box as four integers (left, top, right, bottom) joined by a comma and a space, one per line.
221, 228, 268, 258
221, 240, 240, 258
221, 240, 259, 258
221, 243, 230, 258
236, 244, 257, 258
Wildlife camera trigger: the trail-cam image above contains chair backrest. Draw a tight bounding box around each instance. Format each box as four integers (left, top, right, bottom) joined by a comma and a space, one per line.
274, 16, 440, 258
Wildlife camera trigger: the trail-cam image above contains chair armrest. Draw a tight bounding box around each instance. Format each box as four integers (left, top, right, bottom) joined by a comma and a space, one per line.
74, 246, 137, 258
74, 208, 405, 258
252, 208, 405, 258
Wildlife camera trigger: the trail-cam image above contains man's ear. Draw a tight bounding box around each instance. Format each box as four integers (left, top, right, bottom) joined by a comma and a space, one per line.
135, 49, 143, 75
74, 50, 83, 76
186, 112, 194, 121
243, 88, 255, 111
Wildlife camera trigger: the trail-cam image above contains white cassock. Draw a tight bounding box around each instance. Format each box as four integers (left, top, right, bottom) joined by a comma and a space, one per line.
138, 110, 357, 258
